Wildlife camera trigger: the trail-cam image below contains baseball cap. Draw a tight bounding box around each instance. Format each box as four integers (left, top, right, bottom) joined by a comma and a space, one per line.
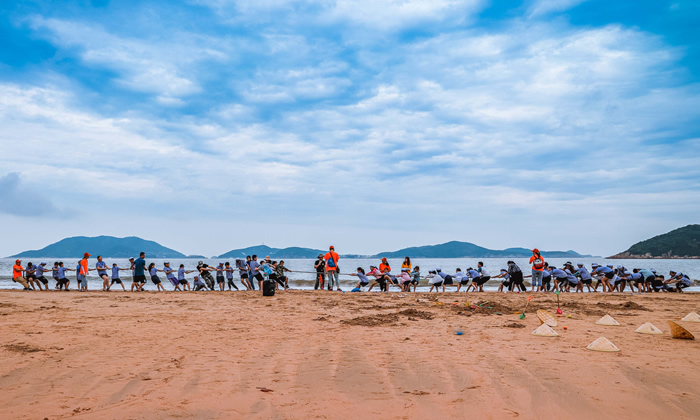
41, 261, 47, 265
15, 259, 21, 264
532, 248, 539, 253
84, 252, 91, 257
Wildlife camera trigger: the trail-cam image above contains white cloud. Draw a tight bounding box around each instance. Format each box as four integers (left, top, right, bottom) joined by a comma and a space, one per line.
528, 0, 589, 18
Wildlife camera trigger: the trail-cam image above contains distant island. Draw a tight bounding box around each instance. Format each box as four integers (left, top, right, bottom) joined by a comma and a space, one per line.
10, 237, 595, 260
608, 224, 700, 259
10, 236, 191, 259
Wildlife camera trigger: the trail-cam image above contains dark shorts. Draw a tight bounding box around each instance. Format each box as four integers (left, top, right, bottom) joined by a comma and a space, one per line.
645, 275, 655, 283
443, 275, 453, 285
254, 273, 264, 282
27, 274, 37, 281
360, 282, 369, 287
582, 278, 592, 285
240, 272, 249, 279
411, 279, 419, 285
111, 278, 122, 284
432, 281, 443, 287
477, 276, 490, 285
217, 276, 225, 284
151, 275, 161, 285
460, 279, 470, 285
99, 273, 109, 278
134, 275, 146, 283
542, 276, 551, 284
58, 278, 68, 286
37, 276, 48, 284
604, 272, 614, 279
179, 279, 188, 285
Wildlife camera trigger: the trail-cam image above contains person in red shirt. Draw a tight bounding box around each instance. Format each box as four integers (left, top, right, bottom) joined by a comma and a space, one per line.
79, 252, 91, 292
324, 246, 341, 292
379, 258, 391, 273
12, 259, 31, 290
529, 249, 545, 292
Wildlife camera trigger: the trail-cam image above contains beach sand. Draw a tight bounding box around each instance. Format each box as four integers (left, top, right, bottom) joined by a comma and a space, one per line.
0, 290, 698, 419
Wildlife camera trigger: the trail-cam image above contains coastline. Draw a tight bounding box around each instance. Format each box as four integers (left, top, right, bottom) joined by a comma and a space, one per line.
1, 290, 699, 419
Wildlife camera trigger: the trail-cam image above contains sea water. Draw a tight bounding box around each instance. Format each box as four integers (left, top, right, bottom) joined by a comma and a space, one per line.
0, 257, 698, 292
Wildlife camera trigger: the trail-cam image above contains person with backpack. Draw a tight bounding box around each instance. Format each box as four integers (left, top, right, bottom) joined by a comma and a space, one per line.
529, 249, 545, 292
324, 246, 341, 292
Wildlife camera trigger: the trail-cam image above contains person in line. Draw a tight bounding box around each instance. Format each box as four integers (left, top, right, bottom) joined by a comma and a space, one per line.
454, 268, 469, 292
196, 261, 217, 290
349, 267, 371, 290
324, 246, 341, 292
192, 275, 207, 291
541, 263, 552, 292
51, 262, 60, 289
399, 268, 412, 291
12, 260, 31, 290
215, 263, 226, 291
475, 262, 491, 292
133, 254, 147, 292
402, 257, 411, 272
178, 264, 194, 291
549, 265, 569, 292
506, 261, 525, 292
620, 268, 644, 293
666, 271, 692, 292
245, 256, 256, 290
314, 254, 325, 290
35, 262, 50, 290
411, 266, 421, 292
56, 262, 73, 290
492, 269, 510, 292
637, 267, 656, 293
78, 252, 91, 292
109, 263, 128, 291
163, 262, 181, 291
435, 268, 453, 292
248, 255, 264, 290
529, 249, 545, 292
591, 263, 615, 292
224, 262, 239, 291
148, 262, 166, 292
275, 260, 292, 290
94, 256, 110, 292
25, 262, 40, 290
236, 259, 252, 290
563, 263, 582, 292
465, 267, 484, 292
366, 265, 387, 292
426, 270, 442, 292
574, 263, 594, 292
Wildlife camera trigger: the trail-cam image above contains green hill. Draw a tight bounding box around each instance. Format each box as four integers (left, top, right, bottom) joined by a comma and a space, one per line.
10, 236, 186, 259
609, 225, 700, 258
377, 241, 592, 259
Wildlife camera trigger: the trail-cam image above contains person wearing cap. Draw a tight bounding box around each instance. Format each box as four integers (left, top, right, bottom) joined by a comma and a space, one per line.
436, 268, 454, 292
78, 252, 91, 292
313, 254, 326, 290
493, 268, 510, 292
574, 263, 594, 292
163, 262, 182, 291
94, 256, 110, 292
12, 259, 31, 290
215, 262, 226, 291
665, 271, 692, 292
426, 270, 442, 292
324, 246, 341, 292
591, 264, 615, 292
529, 249, 545, 292
192, 275, 207, 291
379, 258, 391, 273
35, 262, 50, 290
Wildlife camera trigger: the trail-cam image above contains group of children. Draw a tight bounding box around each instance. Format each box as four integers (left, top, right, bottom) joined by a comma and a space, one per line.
10, 251, 694, 294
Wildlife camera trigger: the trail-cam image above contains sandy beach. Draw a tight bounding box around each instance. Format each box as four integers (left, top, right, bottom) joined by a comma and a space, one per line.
1, 290, 698, 419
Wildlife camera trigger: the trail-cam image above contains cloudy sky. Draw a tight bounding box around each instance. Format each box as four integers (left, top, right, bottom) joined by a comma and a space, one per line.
0, 0, 698, 258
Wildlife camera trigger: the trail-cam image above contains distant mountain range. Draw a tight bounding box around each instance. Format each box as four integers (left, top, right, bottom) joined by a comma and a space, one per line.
609, 224, 700, 259
10, 236, 191, 259
9, 236, 595, 259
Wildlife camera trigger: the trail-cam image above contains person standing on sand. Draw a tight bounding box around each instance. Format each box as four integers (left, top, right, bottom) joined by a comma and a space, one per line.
163, 262, 181, 291
249, 255, 264, 290
215, 263, 226, 291
57, 262, 73, 290
110, 263, 128, 291
148, 262, 166, 292
12, 259, 31, 290
178, 264, 194, 291
244, 256, 255, 290
529, 249, 545, 292
133, 253, 147, 292
402, 257, 411, 271
236, 259, 252, 290
224, 262, 239, 291
95, 256, 110, 291
411, 266, 421, 292
79, 253, 91, 292
35, 262, 49, 290
506, 261, 525, 292
25, 263, 39, 290
324, 246, 341, 292
314, 254, 325, 290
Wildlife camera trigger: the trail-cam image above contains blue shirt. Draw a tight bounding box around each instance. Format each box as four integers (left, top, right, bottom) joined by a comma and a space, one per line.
550, 269, 568, 279
149, 267, 157, 277
178, 268, 186, 281
356, 273, 370, 283
466, 269, 480, 279
164, 266, 176, 279
639, 269, 655, 279
52, 266, 59, 278
58, 267, 68, 279
237, 261, 247, 275
134, 258, 146, 276
593, 266, 613, 275
248, 261, 260, 276
225, 266, 233, 279
542, 269, 551, 277
438, 271, 448, 279
96, 261, 107, 276
575, 267, 591, 280
36, 265, 45, 277
565, 269, 578, 284
216, 265, 225, 277
112, 266, 121, 279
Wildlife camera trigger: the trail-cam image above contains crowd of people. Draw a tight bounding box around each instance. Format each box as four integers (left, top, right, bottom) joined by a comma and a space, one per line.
8, 247, 693, 293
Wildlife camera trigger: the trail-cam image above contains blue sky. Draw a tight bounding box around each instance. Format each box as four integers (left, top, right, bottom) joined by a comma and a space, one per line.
0, 0, 698, 257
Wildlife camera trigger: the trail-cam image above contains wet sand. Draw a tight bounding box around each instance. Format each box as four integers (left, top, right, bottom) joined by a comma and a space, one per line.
0, 290, 699, 419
